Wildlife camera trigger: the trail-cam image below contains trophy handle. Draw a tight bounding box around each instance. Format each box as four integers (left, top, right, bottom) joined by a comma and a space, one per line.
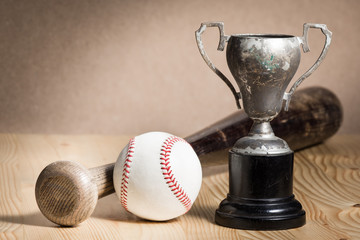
195, 22, 241, 109
283, 23, 332, 111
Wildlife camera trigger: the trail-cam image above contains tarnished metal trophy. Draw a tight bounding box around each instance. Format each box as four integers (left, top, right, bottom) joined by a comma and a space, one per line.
195, 22, 332, 230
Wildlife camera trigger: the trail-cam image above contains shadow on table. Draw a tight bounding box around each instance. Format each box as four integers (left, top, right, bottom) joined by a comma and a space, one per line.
0, 212, 55, 228
92, 194, 140, 222
186, 165, 228, 225
92, 194, 189, 225
186, 201, 219, 225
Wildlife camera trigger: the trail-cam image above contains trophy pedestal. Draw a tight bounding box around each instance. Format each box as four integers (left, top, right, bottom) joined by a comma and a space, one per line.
215, 151, 306, 230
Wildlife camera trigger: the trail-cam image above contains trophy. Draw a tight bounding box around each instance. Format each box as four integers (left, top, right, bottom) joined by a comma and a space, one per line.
195, 22, 332, 230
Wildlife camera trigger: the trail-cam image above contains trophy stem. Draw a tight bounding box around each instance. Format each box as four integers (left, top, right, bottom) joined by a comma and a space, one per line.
248, 121, 275, 137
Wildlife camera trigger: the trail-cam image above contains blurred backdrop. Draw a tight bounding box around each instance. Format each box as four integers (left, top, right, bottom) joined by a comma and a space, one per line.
0, 0, 359, 136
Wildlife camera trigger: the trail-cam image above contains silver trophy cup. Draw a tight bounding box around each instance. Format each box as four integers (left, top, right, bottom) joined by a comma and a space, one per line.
195, 22, 332, 230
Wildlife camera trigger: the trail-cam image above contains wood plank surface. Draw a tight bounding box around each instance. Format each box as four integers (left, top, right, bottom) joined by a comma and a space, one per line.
0, 134, 359, 239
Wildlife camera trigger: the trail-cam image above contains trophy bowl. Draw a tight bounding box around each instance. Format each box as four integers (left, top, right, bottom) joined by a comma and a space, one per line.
227, 34, 301, 121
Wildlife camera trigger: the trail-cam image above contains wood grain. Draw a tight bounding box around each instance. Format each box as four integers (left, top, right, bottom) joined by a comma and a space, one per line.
1, 134, 360, 239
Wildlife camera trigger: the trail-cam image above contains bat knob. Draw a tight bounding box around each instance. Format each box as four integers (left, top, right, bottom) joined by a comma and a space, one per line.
35, 161, 98, 226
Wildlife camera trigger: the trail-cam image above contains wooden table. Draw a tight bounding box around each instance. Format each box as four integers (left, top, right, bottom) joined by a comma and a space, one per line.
1, 134, 359, 239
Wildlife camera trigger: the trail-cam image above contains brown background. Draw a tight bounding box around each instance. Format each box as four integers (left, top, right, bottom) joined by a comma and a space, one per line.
0, 0, 359, 137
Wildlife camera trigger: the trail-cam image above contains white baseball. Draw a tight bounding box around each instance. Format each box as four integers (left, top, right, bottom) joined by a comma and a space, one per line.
113, 131, 202, 221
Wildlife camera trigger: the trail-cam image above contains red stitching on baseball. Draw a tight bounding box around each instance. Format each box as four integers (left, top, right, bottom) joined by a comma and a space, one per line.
121, 138, 135, 211
160, 136, 192, 212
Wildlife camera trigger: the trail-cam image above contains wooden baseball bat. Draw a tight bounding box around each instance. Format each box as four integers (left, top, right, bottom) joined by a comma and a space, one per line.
35, 86, 342, 226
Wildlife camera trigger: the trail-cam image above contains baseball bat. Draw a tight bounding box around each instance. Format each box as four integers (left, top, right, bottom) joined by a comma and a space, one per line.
35, 86, 342, 226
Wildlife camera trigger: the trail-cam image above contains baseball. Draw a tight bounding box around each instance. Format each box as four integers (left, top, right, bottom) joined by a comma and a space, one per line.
113, 131, 202, 221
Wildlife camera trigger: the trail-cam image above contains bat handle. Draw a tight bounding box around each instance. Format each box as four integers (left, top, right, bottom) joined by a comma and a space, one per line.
35, 161, 114, 226
89, 163, 115, 198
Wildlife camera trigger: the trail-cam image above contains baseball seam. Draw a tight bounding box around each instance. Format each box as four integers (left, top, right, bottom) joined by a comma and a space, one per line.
120, 138, 135, 211
160, 136, 192, 212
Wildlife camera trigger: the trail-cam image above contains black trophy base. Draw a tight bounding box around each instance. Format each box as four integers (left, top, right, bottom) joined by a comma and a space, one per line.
215, 194, 305, 230
215, 150, 305, 230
